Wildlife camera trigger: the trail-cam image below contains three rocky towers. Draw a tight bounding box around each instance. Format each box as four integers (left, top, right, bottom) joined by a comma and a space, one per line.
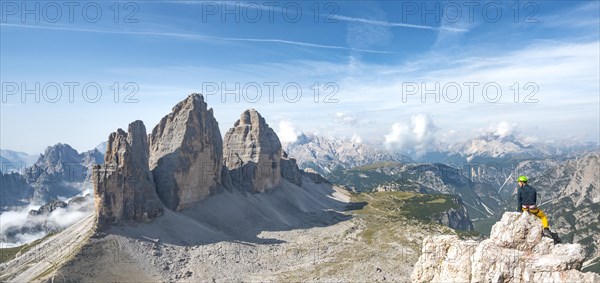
93, 93, 303, 229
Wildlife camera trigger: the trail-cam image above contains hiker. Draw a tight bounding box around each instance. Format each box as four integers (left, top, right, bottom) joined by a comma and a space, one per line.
516, 175, 560, 243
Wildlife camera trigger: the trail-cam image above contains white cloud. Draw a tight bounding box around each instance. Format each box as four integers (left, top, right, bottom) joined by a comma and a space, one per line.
0, 204, 38, 236
0, 192, 94, 246
277, 120, 300, 143
488, 121, 515, 138
351, 134, 363, 144
384, 114, 437, 154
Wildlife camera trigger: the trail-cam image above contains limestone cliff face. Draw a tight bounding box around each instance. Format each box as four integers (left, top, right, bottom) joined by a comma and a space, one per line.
149, 93, 223, 210
411, 212, 600, 282
223, 109, 290, 192
93, 121, 163, 230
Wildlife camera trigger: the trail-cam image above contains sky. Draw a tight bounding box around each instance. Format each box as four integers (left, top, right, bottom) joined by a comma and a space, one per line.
1, 0, 599, 154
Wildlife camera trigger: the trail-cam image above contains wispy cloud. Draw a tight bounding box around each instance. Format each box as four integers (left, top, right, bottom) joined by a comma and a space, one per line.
0, 23, 393, 54
172, 1, 468, 32
216, 36, 393, 54
330, 14, 468, 32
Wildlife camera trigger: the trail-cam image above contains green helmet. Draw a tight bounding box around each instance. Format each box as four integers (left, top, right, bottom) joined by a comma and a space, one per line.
517, 175, 528, 182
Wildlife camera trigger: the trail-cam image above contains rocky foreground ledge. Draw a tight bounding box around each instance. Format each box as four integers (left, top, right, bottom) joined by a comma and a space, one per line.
411, 212, 600, 282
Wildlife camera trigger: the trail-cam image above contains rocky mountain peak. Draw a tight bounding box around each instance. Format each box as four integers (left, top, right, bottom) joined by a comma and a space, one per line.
25, 143, 89, 184
411, 212, 600, 282
36, 143, 81, 166
93, 120, 163, 230
238, 109, 264, 126
149, 93, 223, 211
127, 120, 150, 166
170, 93, 206, 116
223, 109, 284, 192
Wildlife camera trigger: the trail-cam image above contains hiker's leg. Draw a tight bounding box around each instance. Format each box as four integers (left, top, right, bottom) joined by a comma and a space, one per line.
535, 209, 549, 229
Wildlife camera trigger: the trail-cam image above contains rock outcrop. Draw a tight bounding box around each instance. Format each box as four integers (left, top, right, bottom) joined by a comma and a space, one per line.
28, 199, 67, 216
93, 121, 163, 230
411, 212, 600, 282
223, 109, 283, 192
302, 168, 329, 184
149, 93, 223, 210
281, 151, 302, 187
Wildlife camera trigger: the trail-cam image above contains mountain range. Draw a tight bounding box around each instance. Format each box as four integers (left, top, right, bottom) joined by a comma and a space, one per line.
0, 149, 38, 173
0, 144, 103, 209
282, 133, 413, 176
0, 93, 598, 280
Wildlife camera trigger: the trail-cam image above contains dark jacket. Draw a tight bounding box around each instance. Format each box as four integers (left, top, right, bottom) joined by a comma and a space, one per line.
517, 184, 537, 211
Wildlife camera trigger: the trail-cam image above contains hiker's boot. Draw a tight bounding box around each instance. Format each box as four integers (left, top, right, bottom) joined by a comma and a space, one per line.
543, 228, 562, 244
543, 228, 553, 238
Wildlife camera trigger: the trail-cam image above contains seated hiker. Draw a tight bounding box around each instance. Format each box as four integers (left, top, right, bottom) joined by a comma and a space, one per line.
516, 175, 560, 243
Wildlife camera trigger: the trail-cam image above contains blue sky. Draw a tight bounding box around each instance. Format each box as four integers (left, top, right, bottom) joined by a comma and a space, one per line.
1, 1, 599, 154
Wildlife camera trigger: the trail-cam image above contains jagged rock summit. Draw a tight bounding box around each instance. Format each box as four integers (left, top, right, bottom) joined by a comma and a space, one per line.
223, 109, 284, 192
93, 120, 164, 230
25, 143, 88, 184
411, 212, 600, 282
149, 93, 223, 211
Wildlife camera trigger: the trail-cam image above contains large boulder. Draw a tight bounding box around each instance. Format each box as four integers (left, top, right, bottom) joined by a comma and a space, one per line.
149, 93, 223, 210
93, 121, 163, 230
223, 109, 283, 192
410, 235, 478, 283
411, 212, 600, 282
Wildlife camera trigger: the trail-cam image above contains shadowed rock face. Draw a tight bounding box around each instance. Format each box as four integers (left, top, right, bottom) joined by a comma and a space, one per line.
93, 121, 163, 230
223, 109, 283, 192
280, 152, 302, 187
411, 212, 600, 282
149, 93, 223, 211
